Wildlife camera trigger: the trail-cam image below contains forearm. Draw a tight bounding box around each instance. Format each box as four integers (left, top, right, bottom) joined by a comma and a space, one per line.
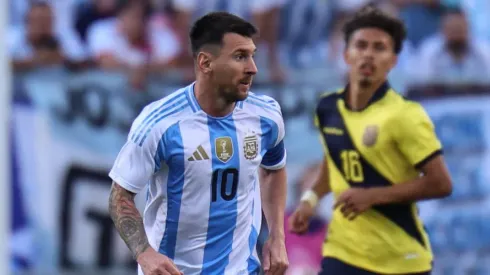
109, 182, 150, 259
372, 176, 452, 205
260, 167, 287, 238
311, 159, 331, 199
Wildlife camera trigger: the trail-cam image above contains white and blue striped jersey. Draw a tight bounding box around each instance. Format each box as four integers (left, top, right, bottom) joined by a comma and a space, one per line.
109, 82, 286, 275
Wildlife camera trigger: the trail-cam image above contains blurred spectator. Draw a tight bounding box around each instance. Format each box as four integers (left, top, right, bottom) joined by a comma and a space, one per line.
457, 0, 490, 42
75, 0, 117, 42
170, 0, 286, 82
411, 7, 490, 85
9, 2, 88, 72
285, 162, 327, 275
392, 0, 445, 48
87, 0, 181, 88
250, 0, 286, 83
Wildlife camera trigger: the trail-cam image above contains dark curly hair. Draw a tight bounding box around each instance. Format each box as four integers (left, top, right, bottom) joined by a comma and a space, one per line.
343, 4, 407, 54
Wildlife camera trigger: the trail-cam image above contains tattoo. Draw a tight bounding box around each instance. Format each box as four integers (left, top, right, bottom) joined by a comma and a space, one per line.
109, 183, 150, 259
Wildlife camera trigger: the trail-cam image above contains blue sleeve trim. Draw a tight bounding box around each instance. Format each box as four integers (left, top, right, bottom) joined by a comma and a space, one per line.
261, 140, 285, 167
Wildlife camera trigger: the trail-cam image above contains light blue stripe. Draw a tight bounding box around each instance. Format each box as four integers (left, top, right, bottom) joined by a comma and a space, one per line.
131, 91, 186, 142
184, 87, 197, 112
247, 226, 260, 273
247, 182, 260, 273
202, 117, 240, 274
248, 94, 276, 105
158, 122, 185, 259
246, 98, 281, 115
136, 102, 189, 146
186, 83, 201, 111
260, 116, 279, 153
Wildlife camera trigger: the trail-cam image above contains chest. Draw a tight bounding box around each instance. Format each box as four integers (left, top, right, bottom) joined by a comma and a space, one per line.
319, 105, 395, 160
164, 116, 274, 177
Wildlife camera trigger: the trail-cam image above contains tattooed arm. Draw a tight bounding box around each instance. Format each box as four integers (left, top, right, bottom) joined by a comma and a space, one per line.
109, 182, 182, 275
108, 182, 149, 259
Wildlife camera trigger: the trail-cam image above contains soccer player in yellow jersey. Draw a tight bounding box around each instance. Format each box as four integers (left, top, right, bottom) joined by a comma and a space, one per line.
288, 5, 453, 275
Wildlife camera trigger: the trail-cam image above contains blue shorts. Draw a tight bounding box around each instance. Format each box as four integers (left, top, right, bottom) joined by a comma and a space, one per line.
319, 257, 431, 275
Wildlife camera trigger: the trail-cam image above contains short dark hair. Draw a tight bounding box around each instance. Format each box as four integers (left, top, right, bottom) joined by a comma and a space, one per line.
189, 12, 258, 57
343, 4, 407, 54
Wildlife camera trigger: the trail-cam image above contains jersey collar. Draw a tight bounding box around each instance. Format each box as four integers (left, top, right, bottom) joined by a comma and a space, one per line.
342, 81, 390, 111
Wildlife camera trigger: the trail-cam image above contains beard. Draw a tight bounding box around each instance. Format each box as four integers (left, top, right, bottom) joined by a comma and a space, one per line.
218, 84, 244, 103
446, 40, 468, 55
359, 77, 372, 88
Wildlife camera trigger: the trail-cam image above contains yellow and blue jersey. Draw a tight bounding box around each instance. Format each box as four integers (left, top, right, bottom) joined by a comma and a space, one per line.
315, 82, 442, 274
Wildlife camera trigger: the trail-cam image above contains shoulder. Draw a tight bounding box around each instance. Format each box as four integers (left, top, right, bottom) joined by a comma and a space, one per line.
129, 87, 193, 145
242, 92, 283, 120
316, 89, 342, 115
386, 93, 433, 130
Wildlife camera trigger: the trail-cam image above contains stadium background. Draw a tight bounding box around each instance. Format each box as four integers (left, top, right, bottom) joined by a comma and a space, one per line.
9, 0, 490, 274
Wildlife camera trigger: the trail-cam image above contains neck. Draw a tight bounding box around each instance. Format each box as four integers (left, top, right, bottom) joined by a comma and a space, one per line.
346, 80, 385, 111
194, 79, 236, 117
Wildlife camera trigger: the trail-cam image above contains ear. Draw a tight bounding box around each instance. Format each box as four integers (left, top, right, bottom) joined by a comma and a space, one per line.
197, 52, 213, 74
389, 54, 398, 70
343, 48, 351, 66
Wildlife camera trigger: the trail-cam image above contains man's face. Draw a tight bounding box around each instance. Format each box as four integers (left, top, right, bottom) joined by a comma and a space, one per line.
27, 6, 53, 40
443, 13, 468, 52
344, 28, 397, 87
209, 33, 258, 102
120, 4, 145, 41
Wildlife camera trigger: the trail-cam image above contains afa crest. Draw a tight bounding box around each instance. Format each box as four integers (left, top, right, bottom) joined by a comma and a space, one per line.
215, 137, 233, 163
243, 134, 258, 160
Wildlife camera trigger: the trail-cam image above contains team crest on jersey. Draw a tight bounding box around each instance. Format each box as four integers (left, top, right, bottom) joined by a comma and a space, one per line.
215, 137, 233, 163
363, 125, 379, 147
243, 134, 258, 160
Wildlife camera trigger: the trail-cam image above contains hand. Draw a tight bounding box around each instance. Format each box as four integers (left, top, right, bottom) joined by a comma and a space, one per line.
137, 247, 183, 275
262, 236, 289, 275
288, 201, 314, 234
334, 188, 378, 220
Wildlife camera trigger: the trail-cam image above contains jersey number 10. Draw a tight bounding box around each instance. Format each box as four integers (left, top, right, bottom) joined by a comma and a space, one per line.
211, 168, 239, 202
340, 150, 364, 183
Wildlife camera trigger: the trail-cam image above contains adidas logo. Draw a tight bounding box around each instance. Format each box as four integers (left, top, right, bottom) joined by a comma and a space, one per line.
188, 145, 210, 161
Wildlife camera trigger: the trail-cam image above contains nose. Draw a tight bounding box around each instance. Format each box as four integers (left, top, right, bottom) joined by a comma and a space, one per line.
246, 58, 258, 76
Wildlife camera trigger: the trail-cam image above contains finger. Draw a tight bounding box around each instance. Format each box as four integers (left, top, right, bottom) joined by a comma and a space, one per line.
164, 261, 181, 275
262, 247, 271, 272
340, 202, 353, 217
277, 262, 289, 275
160, 271, 171, 275
334, 193, 349, 209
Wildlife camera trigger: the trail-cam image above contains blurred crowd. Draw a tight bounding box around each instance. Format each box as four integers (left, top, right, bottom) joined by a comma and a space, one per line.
9, 0, 490, 94
8, 1, 490, 274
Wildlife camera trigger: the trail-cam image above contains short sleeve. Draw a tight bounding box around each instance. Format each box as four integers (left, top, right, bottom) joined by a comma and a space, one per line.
109, 106, 163, 193
395, 102, 442, 169
260, 103, 286, 170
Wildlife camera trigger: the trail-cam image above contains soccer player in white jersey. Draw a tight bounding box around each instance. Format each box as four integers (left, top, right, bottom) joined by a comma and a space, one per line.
108, 11, 289, 275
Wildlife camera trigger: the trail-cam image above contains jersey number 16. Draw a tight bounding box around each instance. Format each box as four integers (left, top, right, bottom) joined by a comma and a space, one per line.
340, 150, 364, 183
211, 168, 239, 202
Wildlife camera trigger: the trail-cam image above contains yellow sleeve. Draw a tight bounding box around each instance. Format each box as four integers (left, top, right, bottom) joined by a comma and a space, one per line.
395, 102, 442, 168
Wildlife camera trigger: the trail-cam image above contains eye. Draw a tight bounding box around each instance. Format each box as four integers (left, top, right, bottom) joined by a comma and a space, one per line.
234, 54, 246, 61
